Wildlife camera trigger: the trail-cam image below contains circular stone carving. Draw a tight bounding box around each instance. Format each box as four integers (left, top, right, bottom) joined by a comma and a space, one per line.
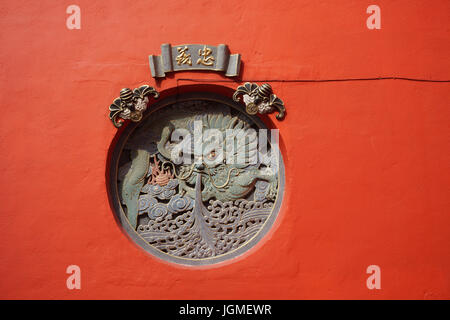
108, 92, 285, 266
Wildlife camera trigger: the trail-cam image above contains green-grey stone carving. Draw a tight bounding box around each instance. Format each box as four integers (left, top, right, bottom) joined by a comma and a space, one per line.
233, 82, 286, 120
113, 95, 283, 264
109, 85, 159, 128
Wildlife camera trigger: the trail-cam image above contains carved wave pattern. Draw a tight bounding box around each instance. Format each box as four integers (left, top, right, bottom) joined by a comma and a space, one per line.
137, 199, 273, 259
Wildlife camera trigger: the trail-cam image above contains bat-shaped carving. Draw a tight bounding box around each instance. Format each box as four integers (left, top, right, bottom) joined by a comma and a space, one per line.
108, 85, 159, 128
233, 82, 286, 120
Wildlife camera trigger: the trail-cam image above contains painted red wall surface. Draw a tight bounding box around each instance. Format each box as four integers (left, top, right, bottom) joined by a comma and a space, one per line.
0, 0, 449, 299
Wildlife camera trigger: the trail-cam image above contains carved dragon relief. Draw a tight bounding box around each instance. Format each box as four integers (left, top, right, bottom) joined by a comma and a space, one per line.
116, 100, 280, 260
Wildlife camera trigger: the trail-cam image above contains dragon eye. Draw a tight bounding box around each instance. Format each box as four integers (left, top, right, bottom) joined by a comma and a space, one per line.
207, 150, 217, 160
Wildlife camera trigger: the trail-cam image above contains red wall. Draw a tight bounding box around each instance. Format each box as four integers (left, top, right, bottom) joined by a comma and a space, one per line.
0, 0, 449, 299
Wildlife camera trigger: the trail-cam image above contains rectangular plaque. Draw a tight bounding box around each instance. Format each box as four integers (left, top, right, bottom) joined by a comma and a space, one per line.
149, 44, 241, 78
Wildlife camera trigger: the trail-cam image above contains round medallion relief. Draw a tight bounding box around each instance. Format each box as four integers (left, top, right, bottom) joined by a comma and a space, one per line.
108, 92, 284, 266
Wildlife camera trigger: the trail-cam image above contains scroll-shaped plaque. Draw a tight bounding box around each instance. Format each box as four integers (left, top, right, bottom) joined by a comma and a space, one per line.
149, 44, 241, 78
